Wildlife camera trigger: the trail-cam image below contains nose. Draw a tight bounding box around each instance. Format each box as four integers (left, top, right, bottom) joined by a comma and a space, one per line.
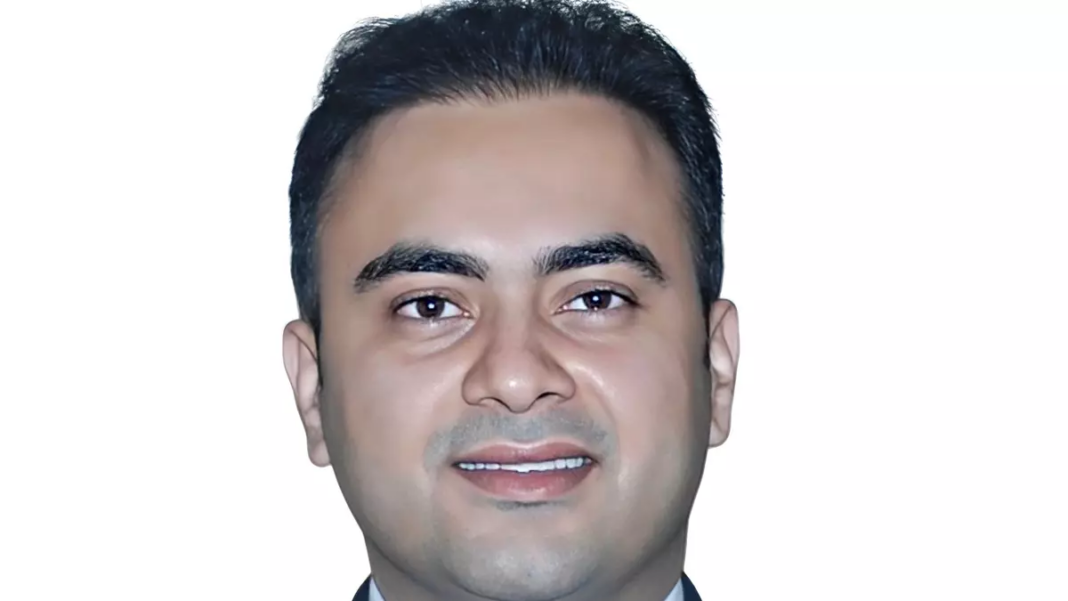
461, 319, 577, 413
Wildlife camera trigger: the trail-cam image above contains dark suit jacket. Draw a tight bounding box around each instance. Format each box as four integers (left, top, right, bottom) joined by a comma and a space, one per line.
352, 573, 703, 600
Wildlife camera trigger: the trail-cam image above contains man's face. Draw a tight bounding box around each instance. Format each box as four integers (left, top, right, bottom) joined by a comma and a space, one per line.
284, 94, 738, 600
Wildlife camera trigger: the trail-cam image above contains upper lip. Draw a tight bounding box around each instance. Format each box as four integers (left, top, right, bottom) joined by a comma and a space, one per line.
451, 442, 598, 465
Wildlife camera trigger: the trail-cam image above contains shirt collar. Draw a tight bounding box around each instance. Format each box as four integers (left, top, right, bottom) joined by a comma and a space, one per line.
369, 577, 685, 600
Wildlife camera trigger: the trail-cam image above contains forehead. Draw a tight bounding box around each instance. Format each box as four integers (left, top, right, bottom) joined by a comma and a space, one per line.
321, 93, 688, 269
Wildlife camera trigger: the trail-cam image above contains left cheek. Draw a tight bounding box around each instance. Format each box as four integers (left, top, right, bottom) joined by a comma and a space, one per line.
593, 360, 693, 463
588, 336, 698, 450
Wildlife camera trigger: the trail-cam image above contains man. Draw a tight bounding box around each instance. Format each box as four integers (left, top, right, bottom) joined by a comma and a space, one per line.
282, 1, 740, 599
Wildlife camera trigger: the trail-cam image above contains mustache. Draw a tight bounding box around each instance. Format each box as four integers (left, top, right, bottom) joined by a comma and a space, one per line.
424, 410, 614, 466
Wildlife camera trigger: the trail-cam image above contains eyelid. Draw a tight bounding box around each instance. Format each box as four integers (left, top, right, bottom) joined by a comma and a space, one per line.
392, 288, 454, 309
391, 289, 469, 317
556, 284, 638, 313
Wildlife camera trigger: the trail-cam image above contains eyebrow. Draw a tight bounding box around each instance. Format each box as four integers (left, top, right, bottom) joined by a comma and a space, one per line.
353, 232, 665, 293
353, 242, 488, 293
533, 233, 666, 283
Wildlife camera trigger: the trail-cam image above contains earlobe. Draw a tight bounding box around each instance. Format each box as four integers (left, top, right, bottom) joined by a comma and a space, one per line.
707, 300, 740, 448
282, 320, 331, 467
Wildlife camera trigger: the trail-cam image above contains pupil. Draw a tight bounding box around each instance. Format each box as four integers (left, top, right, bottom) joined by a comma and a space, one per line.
417, 297, 442, 318
585, 292, 609, 310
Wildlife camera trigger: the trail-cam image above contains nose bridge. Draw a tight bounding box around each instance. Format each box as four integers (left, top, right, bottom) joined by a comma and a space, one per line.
462, 307, 574, 411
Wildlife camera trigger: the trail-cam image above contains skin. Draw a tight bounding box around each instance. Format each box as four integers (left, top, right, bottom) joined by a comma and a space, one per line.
283, 93, 740, 601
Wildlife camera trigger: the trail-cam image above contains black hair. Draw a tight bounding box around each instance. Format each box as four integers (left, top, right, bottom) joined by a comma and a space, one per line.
289, 0, 723, 337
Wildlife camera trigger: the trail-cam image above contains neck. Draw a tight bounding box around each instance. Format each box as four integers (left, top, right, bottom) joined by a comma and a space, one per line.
365, 527, 688, 601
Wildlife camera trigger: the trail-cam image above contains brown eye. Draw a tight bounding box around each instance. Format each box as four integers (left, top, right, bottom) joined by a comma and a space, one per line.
395, 295, 463, 320
582, 291, 612, 311
561, 289, 631, 313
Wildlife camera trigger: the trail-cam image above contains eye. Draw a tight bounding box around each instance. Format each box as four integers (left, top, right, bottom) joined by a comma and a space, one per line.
560, 289, 633, 313
395, 295, 465, 321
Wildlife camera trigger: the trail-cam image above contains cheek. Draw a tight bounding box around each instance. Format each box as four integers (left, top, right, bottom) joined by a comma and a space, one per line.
584, 328, 706, 483
320, 338, 461, 521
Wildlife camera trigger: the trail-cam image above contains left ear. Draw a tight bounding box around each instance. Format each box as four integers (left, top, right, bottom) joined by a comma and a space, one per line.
707, 299, 740, 447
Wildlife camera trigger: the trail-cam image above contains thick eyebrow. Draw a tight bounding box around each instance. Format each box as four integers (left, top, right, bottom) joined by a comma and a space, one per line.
534, 233, 666, 284
353, 233, 665, 294
353, 242, 488, 293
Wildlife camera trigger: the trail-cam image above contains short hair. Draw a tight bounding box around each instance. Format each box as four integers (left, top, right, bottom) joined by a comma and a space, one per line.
289, 0, 723, 336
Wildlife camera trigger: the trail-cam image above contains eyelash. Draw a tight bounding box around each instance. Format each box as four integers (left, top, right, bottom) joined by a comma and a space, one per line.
392, 287, 637, 322
392, 290, 465, 322
557, 287, 637, 314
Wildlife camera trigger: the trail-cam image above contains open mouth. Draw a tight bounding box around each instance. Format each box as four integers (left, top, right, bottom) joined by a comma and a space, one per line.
450, 443, 598, 502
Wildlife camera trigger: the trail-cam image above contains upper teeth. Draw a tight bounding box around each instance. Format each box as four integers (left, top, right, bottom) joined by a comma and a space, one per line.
457, 456, 592, 472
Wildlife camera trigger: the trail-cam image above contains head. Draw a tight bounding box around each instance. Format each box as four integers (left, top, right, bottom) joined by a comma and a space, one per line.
282, 2, 740, 600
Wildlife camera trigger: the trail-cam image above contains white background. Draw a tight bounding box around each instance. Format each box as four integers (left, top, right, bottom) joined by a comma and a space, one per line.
2, 1, 1066, 599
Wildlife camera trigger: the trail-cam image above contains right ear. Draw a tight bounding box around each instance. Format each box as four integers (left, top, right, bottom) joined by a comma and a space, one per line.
282, 320, 330, 467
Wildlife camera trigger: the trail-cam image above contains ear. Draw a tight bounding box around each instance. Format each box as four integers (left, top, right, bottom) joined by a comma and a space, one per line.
282, 319, 330, 467
707, 299, 740, 448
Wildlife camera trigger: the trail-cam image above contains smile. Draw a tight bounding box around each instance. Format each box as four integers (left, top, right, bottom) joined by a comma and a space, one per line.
450, 443, 599, 502
456, 456, 593, 472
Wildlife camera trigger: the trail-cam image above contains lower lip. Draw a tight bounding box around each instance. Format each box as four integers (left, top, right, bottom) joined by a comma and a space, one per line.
453, 462, 595, 501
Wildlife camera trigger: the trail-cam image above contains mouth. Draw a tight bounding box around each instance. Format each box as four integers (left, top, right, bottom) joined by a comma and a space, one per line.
449, 442, 598, 502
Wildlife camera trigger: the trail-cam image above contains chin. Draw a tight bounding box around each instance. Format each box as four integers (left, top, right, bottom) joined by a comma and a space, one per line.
442, 537, 600, 601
